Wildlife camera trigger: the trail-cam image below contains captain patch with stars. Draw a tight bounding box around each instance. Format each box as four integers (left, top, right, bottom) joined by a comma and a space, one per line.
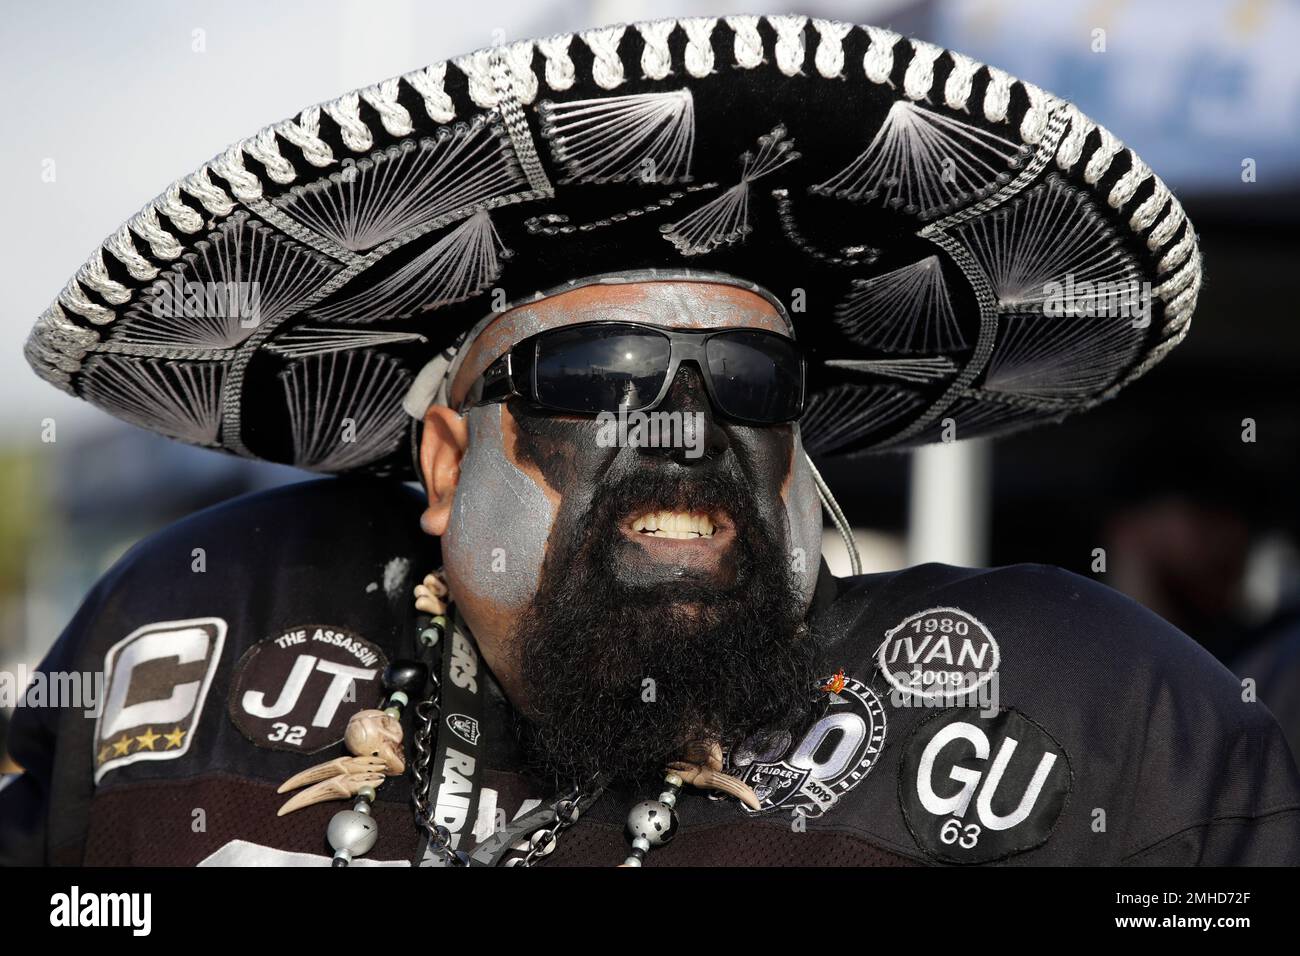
228, 625, 389, 753
899, 708, 1073, 864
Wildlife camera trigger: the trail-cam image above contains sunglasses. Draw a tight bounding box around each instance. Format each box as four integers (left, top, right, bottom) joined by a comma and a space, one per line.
459, 321, 806, 424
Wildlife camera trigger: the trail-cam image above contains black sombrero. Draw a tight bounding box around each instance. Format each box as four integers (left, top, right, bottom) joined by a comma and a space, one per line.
25, 14, 1200, 476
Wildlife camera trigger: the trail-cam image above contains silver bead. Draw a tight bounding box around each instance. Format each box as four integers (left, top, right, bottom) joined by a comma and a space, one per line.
327, 809, 378, 857
626, 800, 677, 846
664, 772, 683, 788
659, 791, 678, 808
622, 856, 643, 867
632, 836, 650, 852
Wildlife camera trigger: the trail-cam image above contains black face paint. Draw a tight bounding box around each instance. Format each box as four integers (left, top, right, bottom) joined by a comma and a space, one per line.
507, 366, 824, 785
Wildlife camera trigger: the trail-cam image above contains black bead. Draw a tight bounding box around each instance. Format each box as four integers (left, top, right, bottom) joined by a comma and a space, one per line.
382, 659, 428, 698
628, 846, 647, 862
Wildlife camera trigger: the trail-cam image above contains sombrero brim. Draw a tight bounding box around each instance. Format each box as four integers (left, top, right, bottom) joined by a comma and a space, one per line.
26, 14, 1200, 477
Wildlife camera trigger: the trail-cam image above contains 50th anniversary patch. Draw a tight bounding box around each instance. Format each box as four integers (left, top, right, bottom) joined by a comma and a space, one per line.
726, 674, 886, 819
899, 708, 1073, 864
228, 625, 388, 753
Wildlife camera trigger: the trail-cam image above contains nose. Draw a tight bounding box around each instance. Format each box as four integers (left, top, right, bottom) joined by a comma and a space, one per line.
640, 362, 730, 464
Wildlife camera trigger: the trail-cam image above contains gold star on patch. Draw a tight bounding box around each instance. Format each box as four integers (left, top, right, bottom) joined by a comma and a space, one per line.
163, 726, 186, 750
135, 728, 161, 751
110, 734, 133, 757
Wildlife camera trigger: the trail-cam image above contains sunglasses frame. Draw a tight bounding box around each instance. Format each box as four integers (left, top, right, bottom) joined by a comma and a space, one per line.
459, 320, 807, 424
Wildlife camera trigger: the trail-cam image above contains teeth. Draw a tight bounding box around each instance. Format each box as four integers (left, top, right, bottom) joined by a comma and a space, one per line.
630, 510, 715, 538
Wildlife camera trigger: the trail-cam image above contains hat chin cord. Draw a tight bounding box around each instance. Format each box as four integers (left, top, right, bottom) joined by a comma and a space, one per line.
804, 453, 861, 576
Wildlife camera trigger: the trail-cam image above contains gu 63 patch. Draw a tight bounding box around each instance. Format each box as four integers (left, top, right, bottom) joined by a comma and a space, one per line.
899, 708, 1072, 864
725, 674, 886, 819
228, 625, 388, 753
94, 618, 227, 783
877, 607, 1000, 701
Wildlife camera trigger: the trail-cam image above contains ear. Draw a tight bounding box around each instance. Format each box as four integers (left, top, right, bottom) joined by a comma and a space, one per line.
419, 405, 470, 536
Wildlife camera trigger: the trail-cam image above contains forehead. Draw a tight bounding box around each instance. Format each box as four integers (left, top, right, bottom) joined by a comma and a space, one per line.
449, 280, 790, 406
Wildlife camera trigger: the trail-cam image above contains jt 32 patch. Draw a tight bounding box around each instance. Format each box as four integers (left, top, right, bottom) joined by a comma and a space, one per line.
726, 674, 886, 819
94, 618, 227, 783
899, 708, 1073, 864
228, 624, 388, 753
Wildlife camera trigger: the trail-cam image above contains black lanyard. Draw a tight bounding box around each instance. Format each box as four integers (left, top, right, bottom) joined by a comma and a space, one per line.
420, 609, 487, 864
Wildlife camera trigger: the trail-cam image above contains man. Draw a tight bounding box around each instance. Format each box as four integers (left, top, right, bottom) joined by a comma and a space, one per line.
4, 14, 1298, 866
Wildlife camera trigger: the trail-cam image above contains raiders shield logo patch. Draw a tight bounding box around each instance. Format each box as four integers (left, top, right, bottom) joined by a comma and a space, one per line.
228, 625, 388, 753
727, 674, 886, 819
94, 618, 227, 783
899, 708, 1073, 864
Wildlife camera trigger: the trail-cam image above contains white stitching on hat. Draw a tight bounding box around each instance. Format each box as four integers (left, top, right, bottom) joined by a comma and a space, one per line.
537, 36, 576, 91
504, 40, 538, 104
1019, 82, 1056, 144
311, 208, 508, 320
361, 78, 414, 137
404, 62, 457, 122
1083, 127, 1123, 184
944, 52, 979, 110
128, 206, 183, 260
769, 15, 808, 76
582, 25, 626, 89
904, 40, 943, 101
245, 127, 297, 184
1130, 179, 1169, 232
281, 349, 410, 470
1108, 153, 1149, 209
983, 66, 1012, 122
155, 183, 204, 234
661, 125, 798, 255
638, 19, 676, 80
680, 17, 717, 77
323, 91, 373, 151
1146, 198, 1186, 250
104, 225, 159, 281
811, 19, 852, 78
834, 256, 964, 352
1158, 226, 1196, 275
538, 90, 695, 184
862, 26, 900, 85
74, 252, 131, 306
1054, 105, 1092, 171
81, 355, 225, 445
810, 100, 1022, 218
209, 144, 263, 202
180, 168, 234, 217
275, 106, 335, 168
726, 15, 764, 69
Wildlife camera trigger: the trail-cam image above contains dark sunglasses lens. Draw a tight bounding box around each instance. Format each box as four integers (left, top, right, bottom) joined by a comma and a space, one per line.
706, 331, 803, 422
534, 325, 671, 412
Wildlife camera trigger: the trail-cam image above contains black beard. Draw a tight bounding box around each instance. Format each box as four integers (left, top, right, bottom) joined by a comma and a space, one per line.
513, 467, 822, 788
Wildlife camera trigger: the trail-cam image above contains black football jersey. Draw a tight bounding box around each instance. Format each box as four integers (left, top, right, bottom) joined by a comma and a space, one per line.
2, 478, 1297, 866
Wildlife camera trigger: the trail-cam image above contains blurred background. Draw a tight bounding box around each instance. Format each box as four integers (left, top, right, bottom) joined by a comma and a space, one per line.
3, 0, 1299, 767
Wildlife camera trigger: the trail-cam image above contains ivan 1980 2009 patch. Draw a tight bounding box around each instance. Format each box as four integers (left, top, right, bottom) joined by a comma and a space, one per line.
899, 708, 1073, 864
877, 606, 1000, 701
724, 673, 886, 818
228, 624, 388, 753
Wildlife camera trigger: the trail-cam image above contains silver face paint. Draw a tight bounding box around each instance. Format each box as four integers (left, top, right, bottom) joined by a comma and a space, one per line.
442, 404, 554, 617
786, 432, 824, 609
